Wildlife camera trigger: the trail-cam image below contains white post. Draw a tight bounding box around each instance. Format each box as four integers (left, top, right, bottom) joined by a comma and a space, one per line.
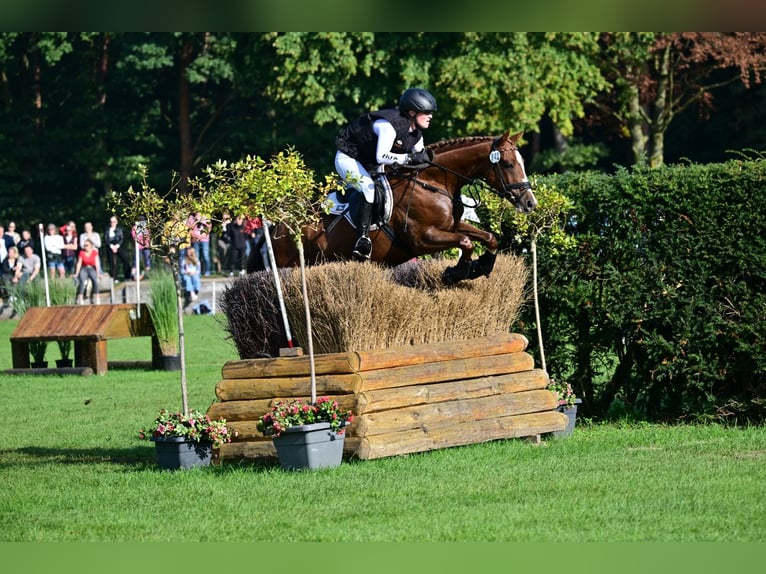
133, 221, 143, 317
212, 281, 216, 314
261, 218, 294, 348
39, 223, 50, 307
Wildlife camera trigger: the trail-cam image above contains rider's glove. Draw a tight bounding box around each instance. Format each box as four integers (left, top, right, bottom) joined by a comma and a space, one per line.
407, 150, 430, 165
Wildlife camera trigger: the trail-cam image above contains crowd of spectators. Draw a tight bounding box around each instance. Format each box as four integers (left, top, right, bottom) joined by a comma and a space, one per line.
0, 213, 266, 307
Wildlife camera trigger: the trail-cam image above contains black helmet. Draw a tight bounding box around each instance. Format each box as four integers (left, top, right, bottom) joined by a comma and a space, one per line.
398, 88, 437, 114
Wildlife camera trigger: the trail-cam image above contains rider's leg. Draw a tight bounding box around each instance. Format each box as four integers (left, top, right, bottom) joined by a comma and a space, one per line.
352, 199, 373, 259
335, 152, 375, 260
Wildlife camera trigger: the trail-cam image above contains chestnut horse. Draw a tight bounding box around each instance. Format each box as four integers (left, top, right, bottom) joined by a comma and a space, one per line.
247, 130, 537, 284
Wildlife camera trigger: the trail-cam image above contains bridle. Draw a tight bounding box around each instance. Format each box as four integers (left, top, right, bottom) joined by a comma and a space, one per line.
488, 137, 533, 207
399, 137, 533, 209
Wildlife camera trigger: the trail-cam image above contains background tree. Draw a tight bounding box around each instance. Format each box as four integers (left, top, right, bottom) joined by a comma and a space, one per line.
590, 32, 766, 167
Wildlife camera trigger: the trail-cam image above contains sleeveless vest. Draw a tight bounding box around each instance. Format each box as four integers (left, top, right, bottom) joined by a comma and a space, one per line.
336, 108, 421, 170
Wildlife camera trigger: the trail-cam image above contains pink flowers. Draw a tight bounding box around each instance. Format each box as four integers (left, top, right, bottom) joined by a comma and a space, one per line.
140, 409, 233, 449
257, 397, 353, 438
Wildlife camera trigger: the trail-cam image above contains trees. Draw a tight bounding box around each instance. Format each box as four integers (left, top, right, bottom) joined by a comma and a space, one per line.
592, 32, 766, 167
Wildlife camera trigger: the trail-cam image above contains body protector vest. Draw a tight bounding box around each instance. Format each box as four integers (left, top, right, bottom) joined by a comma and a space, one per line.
336, 108, 422, 171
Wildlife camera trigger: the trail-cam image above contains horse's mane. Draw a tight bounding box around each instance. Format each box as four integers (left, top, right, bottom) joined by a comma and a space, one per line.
427, 136, 493, 153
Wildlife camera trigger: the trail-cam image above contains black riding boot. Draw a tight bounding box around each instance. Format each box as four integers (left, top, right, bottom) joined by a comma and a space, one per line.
352, 198, 373, 260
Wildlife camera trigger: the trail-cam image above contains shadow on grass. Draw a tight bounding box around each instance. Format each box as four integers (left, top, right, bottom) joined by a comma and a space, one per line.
1, 445, 293, 473
1, 445, 155, 469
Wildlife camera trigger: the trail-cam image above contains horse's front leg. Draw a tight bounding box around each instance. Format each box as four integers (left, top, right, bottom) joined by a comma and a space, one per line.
454, 221, 499, 280
419, 227, 475, 284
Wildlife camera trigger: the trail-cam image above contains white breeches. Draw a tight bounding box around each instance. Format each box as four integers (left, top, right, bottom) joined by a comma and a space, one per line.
335, 151, 377, 203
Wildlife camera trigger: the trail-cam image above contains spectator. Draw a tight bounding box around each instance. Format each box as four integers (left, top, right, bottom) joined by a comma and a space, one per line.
187, 212, 212, 276
181, 245, 201, 302
131, 216, 151, 277
60, 220, 78, 276
0, 224, 13, 265
43, 223, 66, 278
6, 221, 20, 246
79, 221, 102, 251
244, 216, 269, 271
104, 216, 135, 282
19, 243, 41, 285
17, 229, 34, 252
216, 212, 232, 274
75, 238, 102, 305
1, 245, 23, 291
228, 214, 248, 275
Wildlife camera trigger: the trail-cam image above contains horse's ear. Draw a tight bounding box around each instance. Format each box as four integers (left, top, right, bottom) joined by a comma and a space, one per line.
510, 131, 523, 144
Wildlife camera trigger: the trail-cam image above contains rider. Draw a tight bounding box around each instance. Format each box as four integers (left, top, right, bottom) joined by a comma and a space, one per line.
335, 87, 437, 260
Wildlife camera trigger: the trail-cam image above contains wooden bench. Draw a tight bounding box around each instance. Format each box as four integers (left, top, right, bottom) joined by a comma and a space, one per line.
9, 304, 159, 375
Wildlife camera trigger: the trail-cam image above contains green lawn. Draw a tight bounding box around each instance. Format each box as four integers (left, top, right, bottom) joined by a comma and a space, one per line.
1, 314, 764, 542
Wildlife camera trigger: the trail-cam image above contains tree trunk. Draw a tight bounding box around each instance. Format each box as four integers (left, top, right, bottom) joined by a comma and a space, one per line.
628, 85, 648, 164
177, 37, 194, 194
648, 44, 672, 168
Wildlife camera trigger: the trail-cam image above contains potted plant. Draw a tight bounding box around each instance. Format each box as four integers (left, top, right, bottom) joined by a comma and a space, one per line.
146, 267, 181, 371
49, 276, 77, 367
139, 409, 233, 470
547, 378, 582, 439
257, 397, 353, 470
11, 279, 50, 368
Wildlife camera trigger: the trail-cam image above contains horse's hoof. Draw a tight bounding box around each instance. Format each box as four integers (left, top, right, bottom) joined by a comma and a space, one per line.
442, 259, 471, 285
468, 251, 497, 279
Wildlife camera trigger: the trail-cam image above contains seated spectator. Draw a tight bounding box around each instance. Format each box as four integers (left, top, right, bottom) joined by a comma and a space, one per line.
19, 244, 41, 285
181, 246, 201, 302
75, 239, 102, 304
1, 245, 23, 295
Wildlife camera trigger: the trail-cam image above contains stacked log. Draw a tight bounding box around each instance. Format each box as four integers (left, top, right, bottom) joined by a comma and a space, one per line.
208, 333, 568, 461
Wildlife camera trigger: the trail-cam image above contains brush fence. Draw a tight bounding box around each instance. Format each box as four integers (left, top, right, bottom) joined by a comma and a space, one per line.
208, 333, 568, 461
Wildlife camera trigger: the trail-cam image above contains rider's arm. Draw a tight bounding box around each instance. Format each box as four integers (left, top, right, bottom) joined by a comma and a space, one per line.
373, 120, 409, 166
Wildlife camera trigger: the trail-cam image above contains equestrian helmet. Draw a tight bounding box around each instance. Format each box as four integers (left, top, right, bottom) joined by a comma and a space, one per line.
398, 88, 437, 114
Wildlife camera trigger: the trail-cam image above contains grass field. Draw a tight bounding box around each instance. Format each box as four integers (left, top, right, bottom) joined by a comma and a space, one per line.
1, 314, 765, 542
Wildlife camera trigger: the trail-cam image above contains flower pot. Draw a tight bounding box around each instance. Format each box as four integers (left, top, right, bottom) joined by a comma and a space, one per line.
55, 358, 73, 368
160, 354, 181, 371
151, 436, 212, 470
552, 398, 582, 439
31, 361, 48, 369
272, 422, 345, 471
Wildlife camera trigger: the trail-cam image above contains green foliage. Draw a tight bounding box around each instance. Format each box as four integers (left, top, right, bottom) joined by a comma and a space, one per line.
527, 159, 766, 422
48, 277, 76, 306
147, 267, 179, 355
192, 148, 331, 240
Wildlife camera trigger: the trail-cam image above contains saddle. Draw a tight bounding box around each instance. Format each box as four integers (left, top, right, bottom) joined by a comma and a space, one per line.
328, 174, 393, 231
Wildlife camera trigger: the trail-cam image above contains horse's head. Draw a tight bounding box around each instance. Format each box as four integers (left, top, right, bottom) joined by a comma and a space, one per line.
485, 131, 537, 213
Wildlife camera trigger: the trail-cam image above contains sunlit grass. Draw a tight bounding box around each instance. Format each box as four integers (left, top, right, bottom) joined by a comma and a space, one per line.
1, 316, 764, 541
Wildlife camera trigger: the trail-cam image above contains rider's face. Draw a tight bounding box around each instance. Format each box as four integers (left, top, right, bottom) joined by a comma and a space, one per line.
412, 111, 433, 130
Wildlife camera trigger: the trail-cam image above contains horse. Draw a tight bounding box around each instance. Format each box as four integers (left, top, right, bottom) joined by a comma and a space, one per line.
247, 130, 537, 284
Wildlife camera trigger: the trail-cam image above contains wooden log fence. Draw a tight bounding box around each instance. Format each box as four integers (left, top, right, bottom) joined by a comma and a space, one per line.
207, 332, 568, 461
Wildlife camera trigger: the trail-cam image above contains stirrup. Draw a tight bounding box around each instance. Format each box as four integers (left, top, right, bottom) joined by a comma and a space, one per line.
352, 235, 372, 260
